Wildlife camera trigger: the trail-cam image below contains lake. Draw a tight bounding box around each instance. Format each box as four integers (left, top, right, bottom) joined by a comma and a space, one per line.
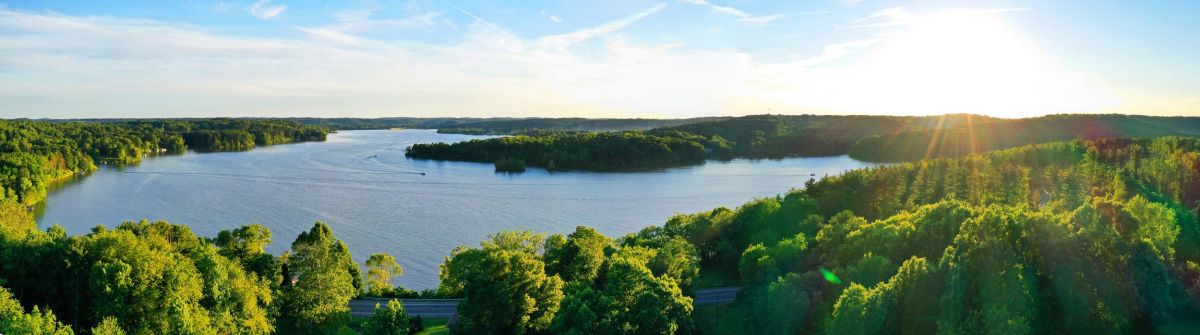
35, 129, 877, 289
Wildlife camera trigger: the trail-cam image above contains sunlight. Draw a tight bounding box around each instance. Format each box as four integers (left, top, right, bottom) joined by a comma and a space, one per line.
755, 9, 1117, 118
857, 9, 1104, 118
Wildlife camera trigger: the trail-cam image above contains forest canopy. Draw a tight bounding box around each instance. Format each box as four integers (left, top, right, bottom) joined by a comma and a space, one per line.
3, 136, 1200, 334
0, 119, 328, 205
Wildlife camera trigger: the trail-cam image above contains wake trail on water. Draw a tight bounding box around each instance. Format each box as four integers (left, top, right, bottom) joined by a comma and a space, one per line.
116, 171, 786, 201
118, 171, 608, 186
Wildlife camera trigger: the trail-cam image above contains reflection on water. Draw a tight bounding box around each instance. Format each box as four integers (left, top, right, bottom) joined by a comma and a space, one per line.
36, 129, 877, 289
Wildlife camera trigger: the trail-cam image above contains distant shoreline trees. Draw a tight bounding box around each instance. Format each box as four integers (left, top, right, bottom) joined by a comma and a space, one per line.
408, 114, 1200, 172
0, 119, 329, 206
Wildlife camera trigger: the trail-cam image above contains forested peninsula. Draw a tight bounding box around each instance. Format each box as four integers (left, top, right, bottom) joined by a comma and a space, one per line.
3, 135, 1200, 334
405, 114, 1200, 171
0, 119, 329, 206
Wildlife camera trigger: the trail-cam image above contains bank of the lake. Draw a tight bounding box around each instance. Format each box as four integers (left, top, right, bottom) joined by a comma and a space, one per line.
35, 129, 877, 289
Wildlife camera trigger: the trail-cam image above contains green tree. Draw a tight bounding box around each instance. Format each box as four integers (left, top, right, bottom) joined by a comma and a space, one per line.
91, 317, 126, 335
826, 283, 890, 335
544, 226, 612, 283
0, 287, 74, 335
552, 250, 693, 335
442, 231, 563, 335
214, 224, 280, 290
0, 200, 34, 240
365, 253, 404, 296
280, 222, 358, 332
191, 245, 274, 335
362, 299, 409, 335
82, 228, 214, 335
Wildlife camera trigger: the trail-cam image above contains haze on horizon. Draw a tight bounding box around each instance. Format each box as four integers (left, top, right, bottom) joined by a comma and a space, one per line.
0, 0, 1196, 119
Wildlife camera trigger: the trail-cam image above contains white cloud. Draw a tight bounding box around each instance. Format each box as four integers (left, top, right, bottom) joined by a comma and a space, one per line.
846, 7, 913, 28
789, 39, 878, 67
682, 0, 784, 25
549, 15, 562, 23
298, 6, 441, 45
440, 0, 516, 40
539, 3, 666, 49
0, 7, 1118, 119
249, 0, 286, 20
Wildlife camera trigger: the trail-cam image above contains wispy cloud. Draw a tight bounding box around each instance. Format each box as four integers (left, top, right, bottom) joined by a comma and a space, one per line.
682, 0, 785, 25
846, 7, 913, 28
846, 7, 1028, 29
249, 0, 286, 20
439, 0, 516, 41
298, 5, 442, 45
549, 15, 562, 23
792, 39, 878, 67
540, 3, 667, 49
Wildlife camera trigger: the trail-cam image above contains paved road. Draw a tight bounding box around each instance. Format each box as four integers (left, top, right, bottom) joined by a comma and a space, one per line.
348, 287, 741, 318
349, 298, 463, 318
693, 287, 741, 305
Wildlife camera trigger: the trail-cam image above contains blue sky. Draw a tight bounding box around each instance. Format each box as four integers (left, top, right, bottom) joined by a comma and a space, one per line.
0, 0, 1196, 118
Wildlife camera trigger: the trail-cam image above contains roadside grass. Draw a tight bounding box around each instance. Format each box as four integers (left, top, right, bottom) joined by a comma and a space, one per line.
345, 315, 450, 335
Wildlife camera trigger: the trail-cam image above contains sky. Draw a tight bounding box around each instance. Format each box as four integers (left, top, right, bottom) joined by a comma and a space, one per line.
0, 0, 1196, 119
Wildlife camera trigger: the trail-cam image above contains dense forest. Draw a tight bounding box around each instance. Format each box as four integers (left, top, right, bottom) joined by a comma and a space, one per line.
849, 114, 1200, 162
0, 119, 328, 205
405, 130, 714, 171
406, 114, 1200, 171
403, 114, 962, 170
3, 135, 1200, 334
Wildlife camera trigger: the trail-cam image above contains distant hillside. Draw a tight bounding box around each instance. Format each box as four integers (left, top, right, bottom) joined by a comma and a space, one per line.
849, 114, 1200, 162
405, 114, 947, 171
436, 117, 726, 134
282, 117, 721, 133
406, 113, 1200, 171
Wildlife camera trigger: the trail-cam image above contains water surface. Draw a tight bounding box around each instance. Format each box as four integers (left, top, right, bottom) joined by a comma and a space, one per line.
37, 130, 876, 289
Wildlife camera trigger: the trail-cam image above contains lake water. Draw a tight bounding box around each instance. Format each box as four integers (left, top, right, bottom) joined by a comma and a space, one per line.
36, 129, 876, 289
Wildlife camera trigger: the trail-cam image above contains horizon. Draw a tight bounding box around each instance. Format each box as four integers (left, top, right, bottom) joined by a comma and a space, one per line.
1, 1, 1198, 119
13, 112, 1200, 122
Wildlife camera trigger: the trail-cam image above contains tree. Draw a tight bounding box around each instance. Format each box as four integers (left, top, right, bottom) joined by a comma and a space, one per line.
644, 236, 700, 290
551, 250, 693, 335
91, 317, 126, 335
544, 226, 612, 283
826, 283, 890, 335
82, 228, 214, 335
214, 224, 280, 288
280, 222, 358, 332
0, 286, 74, 335
0, 200, 34, 240
365, 253, 404, 296
214, 224, 272, 260
442, 231, 563, 335
362, 299, 409, 335
191, 245, 274, 335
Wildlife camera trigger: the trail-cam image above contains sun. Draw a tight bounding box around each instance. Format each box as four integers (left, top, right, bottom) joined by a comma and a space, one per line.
751, 9, 1117, 118
860, 10, 1069, 118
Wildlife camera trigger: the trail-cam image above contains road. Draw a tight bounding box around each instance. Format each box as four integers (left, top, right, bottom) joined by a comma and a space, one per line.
348, 287, 741, 318
349, 298, 463, 318
692, 287, 741, 305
